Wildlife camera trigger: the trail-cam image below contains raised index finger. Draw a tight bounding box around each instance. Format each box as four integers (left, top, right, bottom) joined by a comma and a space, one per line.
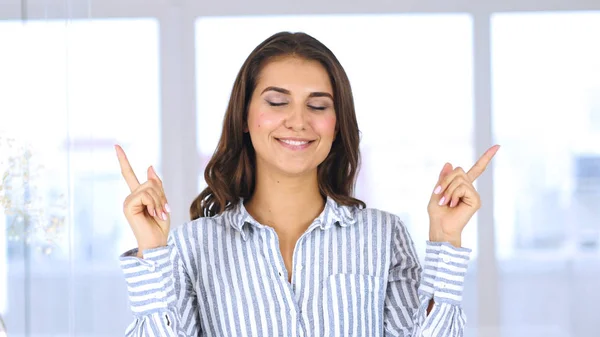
467, 145, 500, 182
115, 144, 140, 192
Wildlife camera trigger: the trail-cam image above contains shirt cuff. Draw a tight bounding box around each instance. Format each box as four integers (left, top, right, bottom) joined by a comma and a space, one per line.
419, 241, 471, 305
120, 246, 176, 315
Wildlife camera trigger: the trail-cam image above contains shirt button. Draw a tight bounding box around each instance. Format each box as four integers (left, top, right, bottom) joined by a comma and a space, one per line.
423, 329, 432, 337
442, 256, 451, 263
297, 264, 303, 271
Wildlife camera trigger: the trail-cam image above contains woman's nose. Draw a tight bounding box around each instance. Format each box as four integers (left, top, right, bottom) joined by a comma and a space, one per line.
284, 105, 307, 131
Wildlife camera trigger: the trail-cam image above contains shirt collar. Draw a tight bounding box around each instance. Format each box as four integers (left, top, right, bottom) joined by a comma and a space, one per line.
229, 196, 359, 241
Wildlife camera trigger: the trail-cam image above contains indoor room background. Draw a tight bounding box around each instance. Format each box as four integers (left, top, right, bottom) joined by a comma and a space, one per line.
1, 0, 599, 336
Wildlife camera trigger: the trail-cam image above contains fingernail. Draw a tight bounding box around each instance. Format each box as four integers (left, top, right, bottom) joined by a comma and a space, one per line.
439, 197, 446, 206
152, 209, 157, 217
162, 212, 167, 221
165, 203, 171, 213
434, 186, 442, 194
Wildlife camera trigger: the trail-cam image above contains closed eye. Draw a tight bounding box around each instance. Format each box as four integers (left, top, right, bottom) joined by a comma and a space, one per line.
267, 101, 328, 110
267, 101, 287, 107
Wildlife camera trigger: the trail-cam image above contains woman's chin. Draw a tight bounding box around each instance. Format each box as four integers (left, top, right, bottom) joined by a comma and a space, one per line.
274, 164, 317, 178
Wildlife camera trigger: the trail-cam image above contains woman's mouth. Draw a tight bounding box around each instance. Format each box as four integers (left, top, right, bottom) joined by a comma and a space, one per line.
276, 138, 314, 150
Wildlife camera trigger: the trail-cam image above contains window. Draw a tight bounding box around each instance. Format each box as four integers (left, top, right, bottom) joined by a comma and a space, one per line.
492, 12, 600, 336
0, 18, 160, 335
492, 12, 600, 258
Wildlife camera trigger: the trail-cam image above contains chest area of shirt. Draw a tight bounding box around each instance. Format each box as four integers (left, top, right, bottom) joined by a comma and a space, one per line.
194, 243, 388, 337
193, 224, 393, 302
191, 224, 395, 335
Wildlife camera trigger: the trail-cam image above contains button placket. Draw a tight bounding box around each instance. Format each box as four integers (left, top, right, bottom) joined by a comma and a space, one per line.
267, 229, 287, 281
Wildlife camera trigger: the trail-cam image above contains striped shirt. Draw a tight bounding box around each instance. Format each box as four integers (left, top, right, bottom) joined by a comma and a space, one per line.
120, 196, 471, 336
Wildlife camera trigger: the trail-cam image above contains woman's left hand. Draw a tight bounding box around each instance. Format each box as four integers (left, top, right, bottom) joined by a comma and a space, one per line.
427, 145, 500, 247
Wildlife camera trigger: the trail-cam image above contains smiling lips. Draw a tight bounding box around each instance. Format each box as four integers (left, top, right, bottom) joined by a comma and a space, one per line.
276, 137, 315, 151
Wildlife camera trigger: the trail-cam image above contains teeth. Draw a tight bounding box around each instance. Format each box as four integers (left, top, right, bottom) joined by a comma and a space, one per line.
280, 139, 309, 146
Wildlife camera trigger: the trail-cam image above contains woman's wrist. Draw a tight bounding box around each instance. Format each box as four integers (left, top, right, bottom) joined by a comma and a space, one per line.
136, 242, 168, 258
429, 230, 462, 248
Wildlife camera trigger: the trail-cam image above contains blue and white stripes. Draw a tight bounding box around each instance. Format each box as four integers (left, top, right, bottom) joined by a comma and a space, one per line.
120, 197, 471, 336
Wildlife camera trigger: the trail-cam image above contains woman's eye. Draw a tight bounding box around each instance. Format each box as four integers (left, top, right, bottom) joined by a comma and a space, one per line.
308, 105, 327, 111
267, 101, 287, 107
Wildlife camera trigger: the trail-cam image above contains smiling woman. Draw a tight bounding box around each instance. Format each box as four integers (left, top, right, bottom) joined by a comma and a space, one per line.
117, 31, 497, 337
190, 35, 365, 220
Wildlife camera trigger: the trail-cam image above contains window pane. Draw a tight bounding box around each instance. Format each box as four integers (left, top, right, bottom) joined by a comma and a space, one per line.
195, 14, 476, 332
0, 18, 160, 336
492, 12, 600, 337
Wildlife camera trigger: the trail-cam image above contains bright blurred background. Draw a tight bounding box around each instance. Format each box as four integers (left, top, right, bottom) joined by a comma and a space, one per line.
0, 0, 599, 336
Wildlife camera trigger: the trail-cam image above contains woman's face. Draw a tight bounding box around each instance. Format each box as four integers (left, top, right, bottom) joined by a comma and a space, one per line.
247, 57, 337, 178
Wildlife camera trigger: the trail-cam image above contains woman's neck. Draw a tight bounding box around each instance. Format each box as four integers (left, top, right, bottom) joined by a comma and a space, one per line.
245, 169, 325, 238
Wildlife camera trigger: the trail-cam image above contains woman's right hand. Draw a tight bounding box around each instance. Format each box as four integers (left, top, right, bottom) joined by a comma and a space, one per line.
115, 145, 171, 258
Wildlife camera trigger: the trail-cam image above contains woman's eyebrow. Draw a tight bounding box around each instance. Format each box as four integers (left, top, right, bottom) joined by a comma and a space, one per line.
261, 86, 333, 100
261, 86, 290, 95
308, 92, 333, 100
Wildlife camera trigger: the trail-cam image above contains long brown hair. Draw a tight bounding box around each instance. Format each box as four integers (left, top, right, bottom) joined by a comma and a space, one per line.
190, 32, 365, 219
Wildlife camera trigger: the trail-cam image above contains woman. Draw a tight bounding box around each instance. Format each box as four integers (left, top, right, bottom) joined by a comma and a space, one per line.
116, 32, 499, 337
